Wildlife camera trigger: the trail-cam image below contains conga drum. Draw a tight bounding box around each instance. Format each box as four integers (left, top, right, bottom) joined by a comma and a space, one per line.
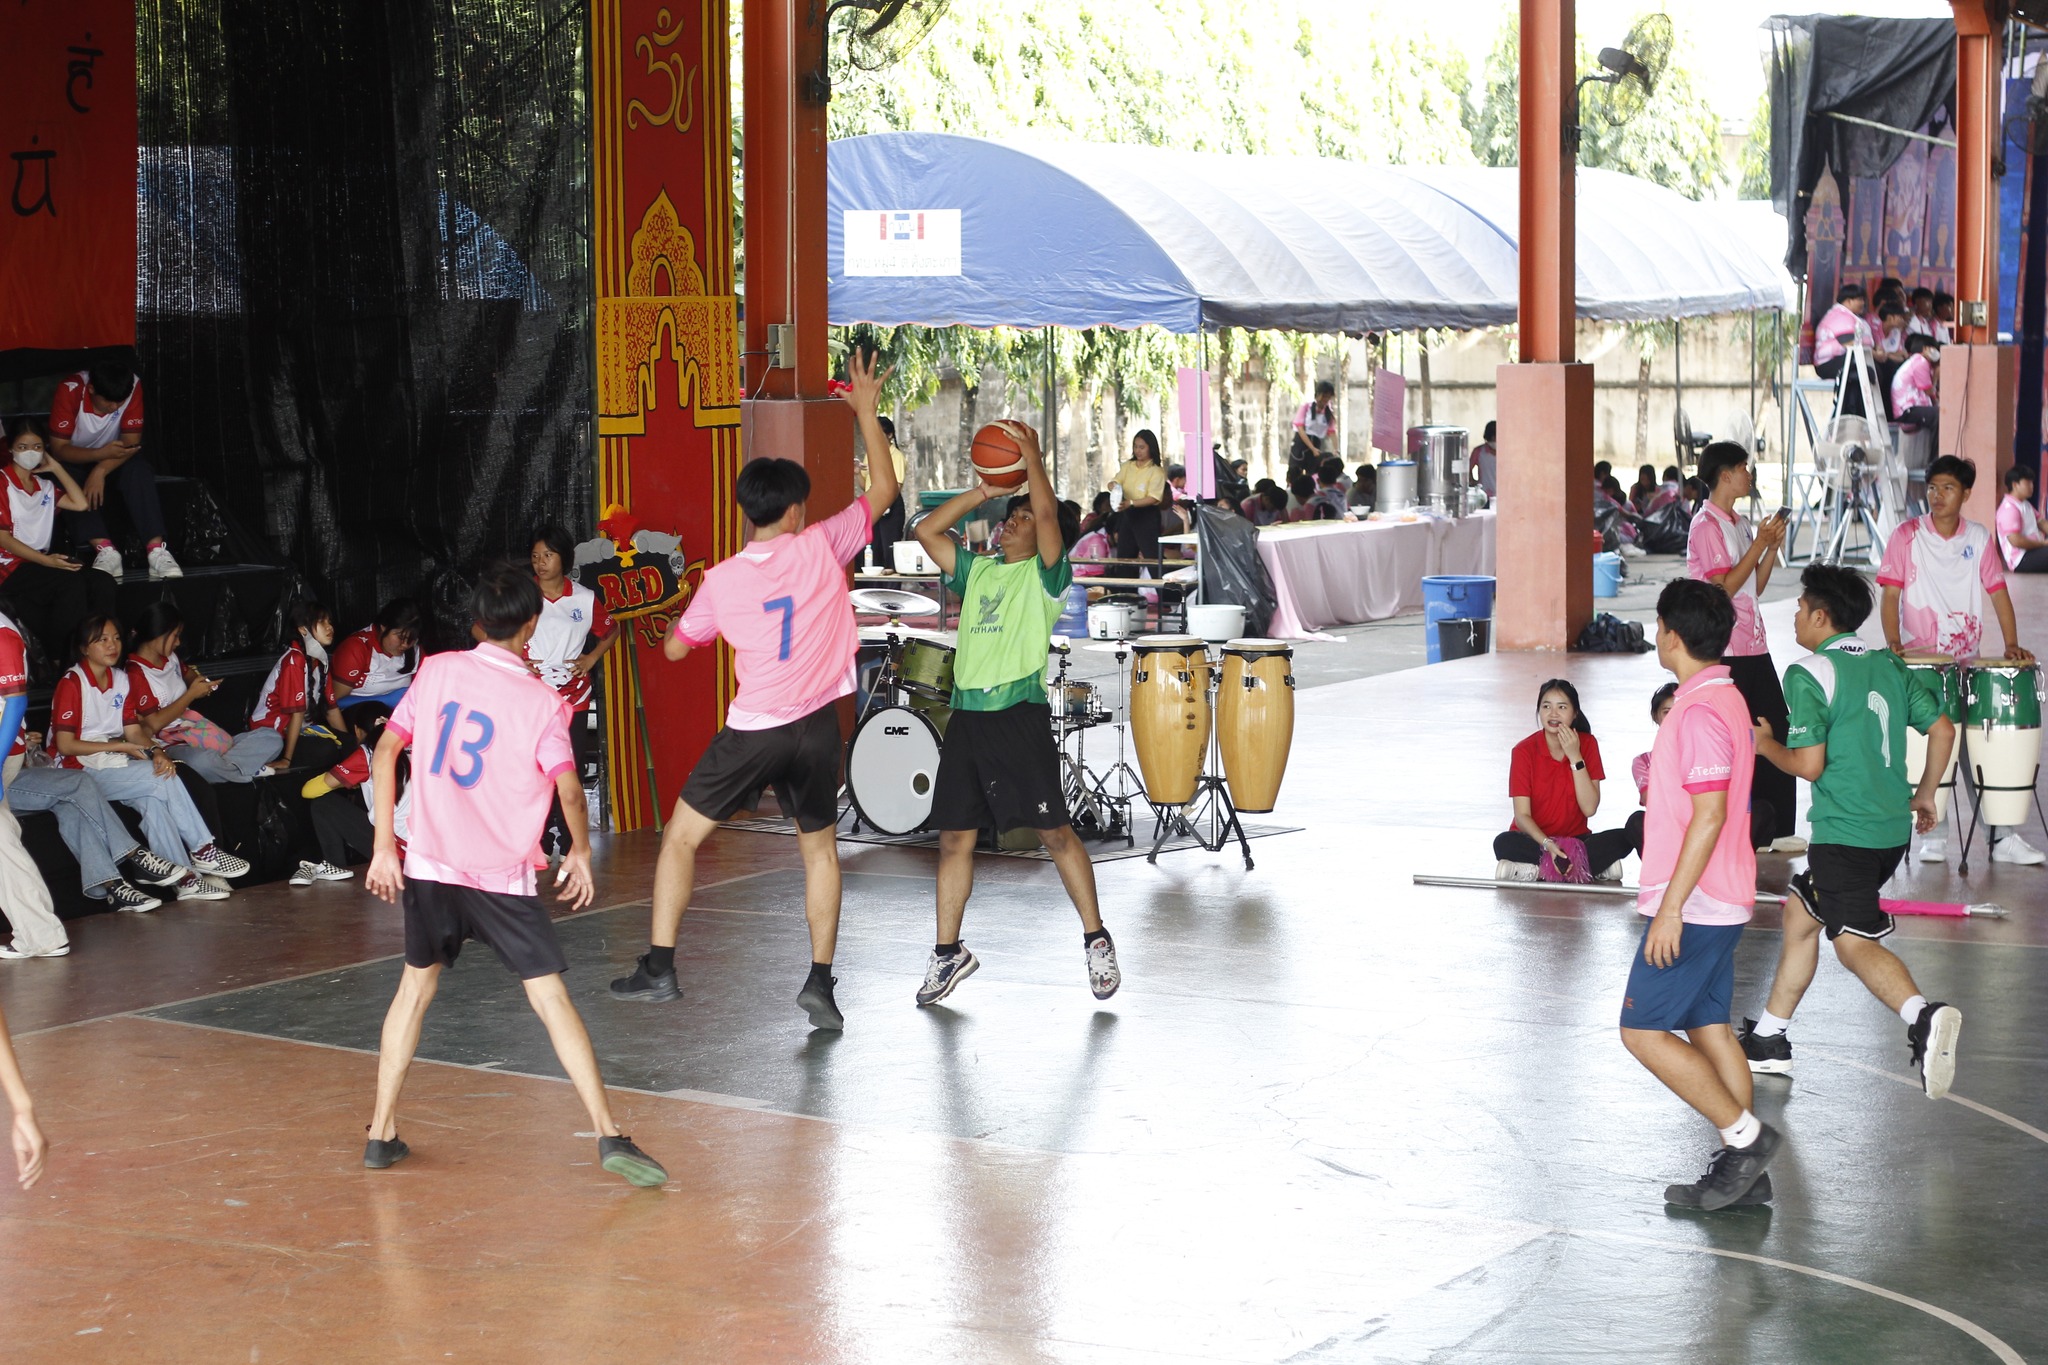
1965, 660, 2043, 827
1216, 639, 1294, 813
1902, 652, 1963, 819
1130, 635, 1211, 805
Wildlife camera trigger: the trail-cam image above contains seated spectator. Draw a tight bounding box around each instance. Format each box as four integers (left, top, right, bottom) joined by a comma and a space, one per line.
1644, 464, 1684, 515
1469, 421, 1498, 499
0, 416, 116, 655
1892, 336, 1939, 435
292, 704, 404, 886
1997, 466, 2048, 573
1493, 679, 1636, 882
1229, 458, 1249, 485
1347, 465, 1374, 509
1624, 680, 1779, 856
48, 615, 247, 898
0, 608, 66, 957
1593, 460, 1612, 493
1908, 286, 1938, 339
1166, 463, 1189, 504
1318, 455, 1352, 497
1081, 490, 1113, 537
1813, 284, 1874, 417
250, 600, 350, 772
333, 598, 421, 710
125, 601, 283, 783
1629, 463, 1660, 514
1932, 290, 1956, 343
1283, 474, 1330, 523
1311, 466, 1351, 520
1241, 482, 1287, 526
46, 364, 182, 580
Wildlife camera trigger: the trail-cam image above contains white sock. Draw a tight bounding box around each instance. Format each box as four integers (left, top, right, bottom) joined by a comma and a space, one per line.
1899, 994, 1928, 1026
1753, 1009, 1792, 1039
1718, 1110, 1762, 1149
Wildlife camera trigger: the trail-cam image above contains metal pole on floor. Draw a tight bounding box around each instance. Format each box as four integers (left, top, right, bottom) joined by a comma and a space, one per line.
627, 643, 663, 833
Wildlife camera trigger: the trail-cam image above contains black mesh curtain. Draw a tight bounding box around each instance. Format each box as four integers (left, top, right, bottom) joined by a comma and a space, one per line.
136, 0, 592, 646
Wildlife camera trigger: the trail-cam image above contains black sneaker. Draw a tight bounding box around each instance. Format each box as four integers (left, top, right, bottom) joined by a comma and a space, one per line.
609, 954, 680, 1003
1736, 1019, 1793, 1075
105, 880, 163, 913
120, 848, 186, 888
598, 1135, 668, 1187
364, 1134, 410, 1169
1665, 1169, 1774, 1209
1907, 1001, 1962, 1100
797, 972, 845, 1030
1693, 1122, 1782, 1211
915, 947, 979, 1006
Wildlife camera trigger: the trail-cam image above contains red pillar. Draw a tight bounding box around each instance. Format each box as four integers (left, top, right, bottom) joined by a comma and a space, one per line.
1496, 0, 1595, 652
1946, 0, 2016, 528
741, 0, 854, 518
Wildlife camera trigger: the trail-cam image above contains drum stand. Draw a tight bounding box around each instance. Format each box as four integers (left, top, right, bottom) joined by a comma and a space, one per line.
1050, 645, 1131, 845
844, 625, 911, 836
1144, 649, 1254, 870
1954, 747, 2048, 875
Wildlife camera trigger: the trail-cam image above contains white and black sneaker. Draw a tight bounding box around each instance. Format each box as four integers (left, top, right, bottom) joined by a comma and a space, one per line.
173, 871, 230, 902
106, 880, 164, 913
289, 860, 353, 887
121, 848, 186, 888
1908, 1001, 1962, 1100
1736, 1018, 1793, 1075
915, 946, 979, 1006
189, 843, 251, 879
1086, 932, 1121, 1000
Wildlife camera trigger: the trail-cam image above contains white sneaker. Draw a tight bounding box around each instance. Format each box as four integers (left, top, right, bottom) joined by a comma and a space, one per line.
90, 544, 124, 577
290, 860, 353, 886
1991, 834, 2047, 866
1594, 860, 1626, 883
189, 843, 251, 878
1495, 859, 1540, 882
1770, 836, 1809, 855
146, 544, 184, 579
174, 871, 230, 901
1918, 836, 1949, 863
0, 941, 70, 959
1086, 933, 1122, 1000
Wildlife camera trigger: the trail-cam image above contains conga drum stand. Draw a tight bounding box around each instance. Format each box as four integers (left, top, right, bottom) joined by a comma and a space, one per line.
1955, 756, 2047, 874
1144, 651, 1253, 870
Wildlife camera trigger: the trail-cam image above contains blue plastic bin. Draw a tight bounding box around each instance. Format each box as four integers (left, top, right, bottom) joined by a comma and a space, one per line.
1422, 575, 1496, 664
1593, 551, 1623, 599
1054, 580, 1089, 638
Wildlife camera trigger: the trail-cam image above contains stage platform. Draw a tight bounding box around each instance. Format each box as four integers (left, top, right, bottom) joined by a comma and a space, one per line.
1, 585, 2045, 1361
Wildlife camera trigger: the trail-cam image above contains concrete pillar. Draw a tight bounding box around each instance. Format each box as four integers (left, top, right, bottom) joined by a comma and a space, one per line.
1941, 343, 2017, 528
1946, 3, 2014, 524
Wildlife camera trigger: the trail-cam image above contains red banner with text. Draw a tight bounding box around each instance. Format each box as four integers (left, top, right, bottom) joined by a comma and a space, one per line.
0, 0, 137, 352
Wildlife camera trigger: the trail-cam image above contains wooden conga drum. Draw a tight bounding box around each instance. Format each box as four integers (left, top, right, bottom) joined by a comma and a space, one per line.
1901, 652, 1962, 819
1965, 659, 2043, 827
1217, 639, 1294, 813
1130, 635, 1211, 805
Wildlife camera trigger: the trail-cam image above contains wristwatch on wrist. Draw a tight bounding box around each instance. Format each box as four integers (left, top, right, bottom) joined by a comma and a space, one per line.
1572, 759, 1586, 771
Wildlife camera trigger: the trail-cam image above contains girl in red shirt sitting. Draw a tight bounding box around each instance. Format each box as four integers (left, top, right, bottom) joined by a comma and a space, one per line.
1495, 679, 1637, 882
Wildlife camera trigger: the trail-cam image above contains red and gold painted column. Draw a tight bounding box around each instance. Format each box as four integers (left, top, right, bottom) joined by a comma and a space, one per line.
590, 0, 742, 830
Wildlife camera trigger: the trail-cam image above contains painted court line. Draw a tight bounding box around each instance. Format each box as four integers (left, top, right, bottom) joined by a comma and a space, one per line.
1806, 1047, 2048, 1145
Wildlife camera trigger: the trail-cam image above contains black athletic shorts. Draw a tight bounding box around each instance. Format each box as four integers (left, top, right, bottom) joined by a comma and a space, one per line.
679, 702, 842, 832
403, 877, 569, 979
931, 701, 1071, 833
1800, 843, 1907, 941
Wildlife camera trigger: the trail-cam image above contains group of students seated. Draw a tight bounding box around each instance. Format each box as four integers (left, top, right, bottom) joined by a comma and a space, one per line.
0, 525, 619, 960
1811, 280, 1949, 429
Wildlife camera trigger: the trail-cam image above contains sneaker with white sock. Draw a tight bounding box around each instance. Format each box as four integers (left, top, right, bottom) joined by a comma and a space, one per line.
146, 544, 184, 579
1918, 835, 1949, 863
1991, 834, 2046, 866
289, 860, 353, 886
89, 543, 124, 577
189, 843, 251, 878
173, 871, 229, 901
1495, 859, 1540, 882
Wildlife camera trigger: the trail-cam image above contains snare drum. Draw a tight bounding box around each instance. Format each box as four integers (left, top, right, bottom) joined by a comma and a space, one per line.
1216, 639, 1294, 813
1053, 680, 1100, 728
1901, 652, 1963, 820
1965, 659, 2043, 828
1130, 634, 1211, 805
898, 637, 957, 699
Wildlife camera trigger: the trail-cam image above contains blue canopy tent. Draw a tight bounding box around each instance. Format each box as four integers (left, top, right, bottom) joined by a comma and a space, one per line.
827, 133, 1793, 334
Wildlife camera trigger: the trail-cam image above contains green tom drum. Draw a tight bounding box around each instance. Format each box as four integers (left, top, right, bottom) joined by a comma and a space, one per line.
1966, 660, 2043, 730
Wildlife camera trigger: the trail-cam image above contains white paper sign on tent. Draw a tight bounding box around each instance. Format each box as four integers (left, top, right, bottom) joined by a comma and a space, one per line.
842, 210, 963, 276
1177, 366, 1214, 497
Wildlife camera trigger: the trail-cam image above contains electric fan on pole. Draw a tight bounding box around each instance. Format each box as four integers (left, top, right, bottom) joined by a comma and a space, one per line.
807, 0, 950, 102
1570, 13, 1673, 151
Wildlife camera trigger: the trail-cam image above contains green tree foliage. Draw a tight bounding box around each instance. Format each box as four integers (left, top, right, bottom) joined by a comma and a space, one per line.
1738, 89, 1771, 200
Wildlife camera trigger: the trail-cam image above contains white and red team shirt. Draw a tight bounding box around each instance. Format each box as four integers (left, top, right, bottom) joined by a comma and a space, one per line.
122, 651, 196, 737
332, 626, 416, 696
1812, 304, 1872, 366
0, 467, 59, 583
1687, 500, 1770, 657
48, 372, 144, 451
388, 643, 574, 895
1637, 666, 1756, 926
1878, 515, 2007, 659
48, 662, 132, 770
250, 641, 334, 731
0, 611, 28, 757
527, 580, 611, 709
673, 498, 870, 730
1892, 353, 1936, 412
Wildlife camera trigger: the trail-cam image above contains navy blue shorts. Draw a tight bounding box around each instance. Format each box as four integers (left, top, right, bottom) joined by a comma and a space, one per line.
1619, 920, 1744, 1032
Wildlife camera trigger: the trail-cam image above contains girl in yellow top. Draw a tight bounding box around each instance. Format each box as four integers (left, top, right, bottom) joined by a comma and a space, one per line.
1108, 428, 1167, 559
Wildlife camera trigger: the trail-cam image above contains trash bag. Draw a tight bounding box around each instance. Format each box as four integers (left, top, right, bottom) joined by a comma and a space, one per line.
1573, 612, 1652, 653
1636, 499, 1694, 555
1194, 504, 1277, 638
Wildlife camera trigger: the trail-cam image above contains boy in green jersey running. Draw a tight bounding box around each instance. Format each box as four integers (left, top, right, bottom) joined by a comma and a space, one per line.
910, 421, 1120, 1007
1742, 565, 1964, 1098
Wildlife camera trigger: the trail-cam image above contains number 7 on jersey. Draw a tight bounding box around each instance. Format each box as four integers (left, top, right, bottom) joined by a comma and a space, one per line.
763, 596, 795, 661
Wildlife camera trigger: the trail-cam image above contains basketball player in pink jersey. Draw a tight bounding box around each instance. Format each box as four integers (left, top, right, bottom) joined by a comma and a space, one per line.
361, 564, 667, 1187
611, 349, 897, 1029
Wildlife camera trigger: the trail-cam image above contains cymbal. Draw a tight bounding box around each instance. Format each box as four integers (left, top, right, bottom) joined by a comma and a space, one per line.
850, 586, 940, 617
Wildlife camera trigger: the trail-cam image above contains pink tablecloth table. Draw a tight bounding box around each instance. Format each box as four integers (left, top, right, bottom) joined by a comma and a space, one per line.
1256, 511, 1495, 639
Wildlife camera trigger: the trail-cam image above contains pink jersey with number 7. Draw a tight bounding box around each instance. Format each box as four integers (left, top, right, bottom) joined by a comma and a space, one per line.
673, 496, 871, 729
388, 643, 576, 895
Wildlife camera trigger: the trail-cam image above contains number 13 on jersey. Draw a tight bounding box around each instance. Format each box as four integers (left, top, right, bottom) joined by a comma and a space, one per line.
430, 702, 496, 788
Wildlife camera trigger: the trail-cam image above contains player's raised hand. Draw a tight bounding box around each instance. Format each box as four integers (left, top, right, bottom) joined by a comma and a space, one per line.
840, 346, 894, 416
994, 419, 1042, 466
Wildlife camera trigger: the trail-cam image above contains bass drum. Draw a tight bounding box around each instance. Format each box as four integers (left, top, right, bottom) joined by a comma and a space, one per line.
846, 706, 944, 835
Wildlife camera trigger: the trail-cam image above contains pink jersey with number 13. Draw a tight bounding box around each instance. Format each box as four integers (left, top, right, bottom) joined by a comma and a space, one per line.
388, 643, 576, 895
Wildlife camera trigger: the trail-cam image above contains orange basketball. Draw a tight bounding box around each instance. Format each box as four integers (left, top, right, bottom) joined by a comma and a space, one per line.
971, 423, 1028, 488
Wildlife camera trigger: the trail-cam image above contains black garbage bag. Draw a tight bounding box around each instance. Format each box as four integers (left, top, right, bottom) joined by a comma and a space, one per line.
1636, 499, 1694, 555
1574, 613, 1652, 653
1193, 504, 1277, 638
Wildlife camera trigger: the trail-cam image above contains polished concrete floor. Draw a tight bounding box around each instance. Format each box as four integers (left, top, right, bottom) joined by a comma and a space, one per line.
2, 587, 2046, 1363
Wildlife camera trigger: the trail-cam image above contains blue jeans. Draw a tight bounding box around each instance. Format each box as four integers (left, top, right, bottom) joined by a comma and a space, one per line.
169, 727, 283, 784
81, 759, 215, 867
4, 760, 141, 895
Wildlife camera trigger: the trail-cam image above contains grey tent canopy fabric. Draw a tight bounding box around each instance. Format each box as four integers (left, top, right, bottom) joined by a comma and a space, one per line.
828, 132, 1792, 335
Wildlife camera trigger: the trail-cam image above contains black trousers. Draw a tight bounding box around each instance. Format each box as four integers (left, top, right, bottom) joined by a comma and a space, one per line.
1814, 356, 1867, 418
2015, 546, 2048, 573
869, 495, 905, 570
1494, 827, 1637, 872
63, 455, 168, 544
310, 790, 375, 867
1727, 652, 1795, 841
1115, 503, 1162, 559
0, 561, 118, 658
1625, 799, 1776, 857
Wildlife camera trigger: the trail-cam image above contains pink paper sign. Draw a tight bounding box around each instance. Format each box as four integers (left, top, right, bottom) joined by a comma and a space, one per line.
1177, 366, 1214, 497
1372, 372, 1406, 455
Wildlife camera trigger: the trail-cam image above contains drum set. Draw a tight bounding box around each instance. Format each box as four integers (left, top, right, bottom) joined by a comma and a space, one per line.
1901, 652, 2046, 872
841, 588, 1297, 864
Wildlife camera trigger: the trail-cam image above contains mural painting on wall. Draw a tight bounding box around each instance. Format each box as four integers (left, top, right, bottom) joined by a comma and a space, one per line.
591, 0, 741, 832
1801, 134, 1959, 360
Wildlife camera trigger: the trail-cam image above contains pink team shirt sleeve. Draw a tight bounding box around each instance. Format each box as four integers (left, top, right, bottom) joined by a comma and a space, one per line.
1876, 520, 1912, 587
1979, 534, 2007, 594
1675, 704, 1735, 794
387, 680, 418, 742
1686, 512, 1734, 581
815, 496, 872, 565
536, 710, 575, 781
674, 576, 719, 646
